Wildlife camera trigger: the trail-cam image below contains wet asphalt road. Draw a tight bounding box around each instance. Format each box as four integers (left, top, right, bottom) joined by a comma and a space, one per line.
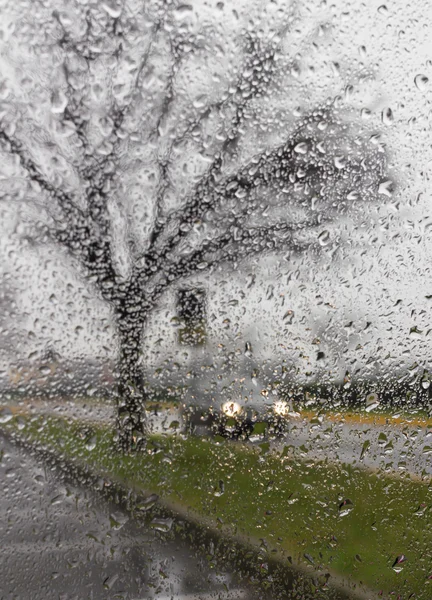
272, 417, 432, 477
0, 435, 258, 600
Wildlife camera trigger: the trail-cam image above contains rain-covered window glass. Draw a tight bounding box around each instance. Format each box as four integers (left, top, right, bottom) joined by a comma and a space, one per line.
176, 288, 207, 346
2, 0, 432, 598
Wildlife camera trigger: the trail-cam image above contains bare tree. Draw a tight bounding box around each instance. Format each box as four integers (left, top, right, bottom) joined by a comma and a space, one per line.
0, 0, 386, 450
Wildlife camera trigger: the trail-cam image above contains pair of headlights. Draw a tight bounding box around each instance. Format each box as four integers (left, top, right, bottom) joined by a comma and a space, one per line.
221, 400, 290, 417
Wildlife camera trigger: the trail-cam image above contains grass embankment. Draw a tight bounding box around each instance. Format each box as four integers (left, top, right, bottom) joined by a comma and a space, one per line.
3, 414, 432, 599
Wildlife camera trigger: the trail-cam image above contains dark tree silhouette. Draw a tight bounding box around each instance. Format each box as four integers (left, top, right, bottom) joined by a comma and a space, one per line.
0, 0, 387, 450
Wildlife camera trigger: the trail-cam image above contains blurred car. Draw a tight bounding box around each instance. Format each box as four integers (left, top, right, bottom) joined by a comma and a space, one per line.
179, 358, 292, 439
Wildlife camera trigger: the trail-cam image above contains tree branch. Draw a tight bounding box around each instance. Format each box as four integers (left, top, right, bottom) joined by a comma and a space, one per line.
0, 125, 120, 302
145, 221, 316, 308
134, 121, 325, 280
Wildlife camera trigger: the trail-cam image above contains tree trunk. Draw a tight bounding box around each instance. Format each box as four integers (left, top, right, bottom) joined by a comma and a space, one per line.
116, 315, 147, 452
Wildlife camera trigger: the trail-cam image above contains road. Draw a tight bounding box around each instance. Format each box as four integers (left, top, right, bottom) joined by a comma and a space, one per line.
7, 397, 432, 477
0, 435, 261, 600
271, 415, 432, 477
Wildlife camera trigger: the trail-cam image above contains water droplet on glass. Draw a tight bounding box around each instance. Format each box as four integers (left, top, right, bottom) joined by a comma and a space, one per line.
283, 309, 294, 323
414, 74, 429, 91
85, 435, 97, 451
109, 512, 129, 530
103, 574, 119, 590
50, 90, 68, 114
51, 494, 64, 505
150, 517, 173, 532
214, 480, 225, 497
378, 432, 388, 446
381, 107, 394, 125
0, 407, 13, 423
39, 365, 52, 376
0, 79, 10, 100
366, 393, 380, 412
414, 503, 427, 516
378, 180, 393, 197
338, 498, 354, 517
294, 142, 308, 155
318, 230, 331, 246
392, 554, 406, 573
136, 494, 159, 512
334, 156, 346, 169
360, 439, 370, 460
101, 1, 122, 18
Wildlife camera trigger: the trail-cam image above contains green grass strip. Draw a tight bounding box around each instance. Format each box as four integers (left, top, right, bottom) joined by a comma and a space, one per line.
3, 413, 432, 598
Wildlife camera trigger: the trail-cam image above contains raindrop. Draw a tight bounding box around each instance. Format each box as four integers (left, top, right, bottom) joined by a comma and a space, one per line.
414, 503, 427, 516
0, 407, 13, 423
214, 480, 225, 497
50, 90, 68, 114
244, 341, 253, 357
366, 393, 380, 412
338, 498, 354, 517
334, 156, 346, 169
381, 107, 393, 125
85, 435, 97, 451
101, 1, 122, 18
109, 512, 129, 530
318, 230, 331, 246
360, 439, 370, 460
51, 494, 64, 505
136, 494, 159, 512
378, 432, 388, 446
294, 142, 308, 155
409, 325, 423, 337
392, 554, 406, 573
150, 517, 173, 532
332, 62, 340, 76
39, 365, 52, 376
0, 79, 10, 100
103, 574, 119, 590
378, 180, 393, 197
414, 74, 429, 91
174, 4, 193, 20
283, 310, 294, 324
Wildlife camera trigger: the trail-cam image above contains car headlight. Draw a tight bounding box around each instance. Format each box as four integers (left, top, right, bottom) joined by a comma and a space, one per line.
273, 400, 290, 416
222, 401, 242, 417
